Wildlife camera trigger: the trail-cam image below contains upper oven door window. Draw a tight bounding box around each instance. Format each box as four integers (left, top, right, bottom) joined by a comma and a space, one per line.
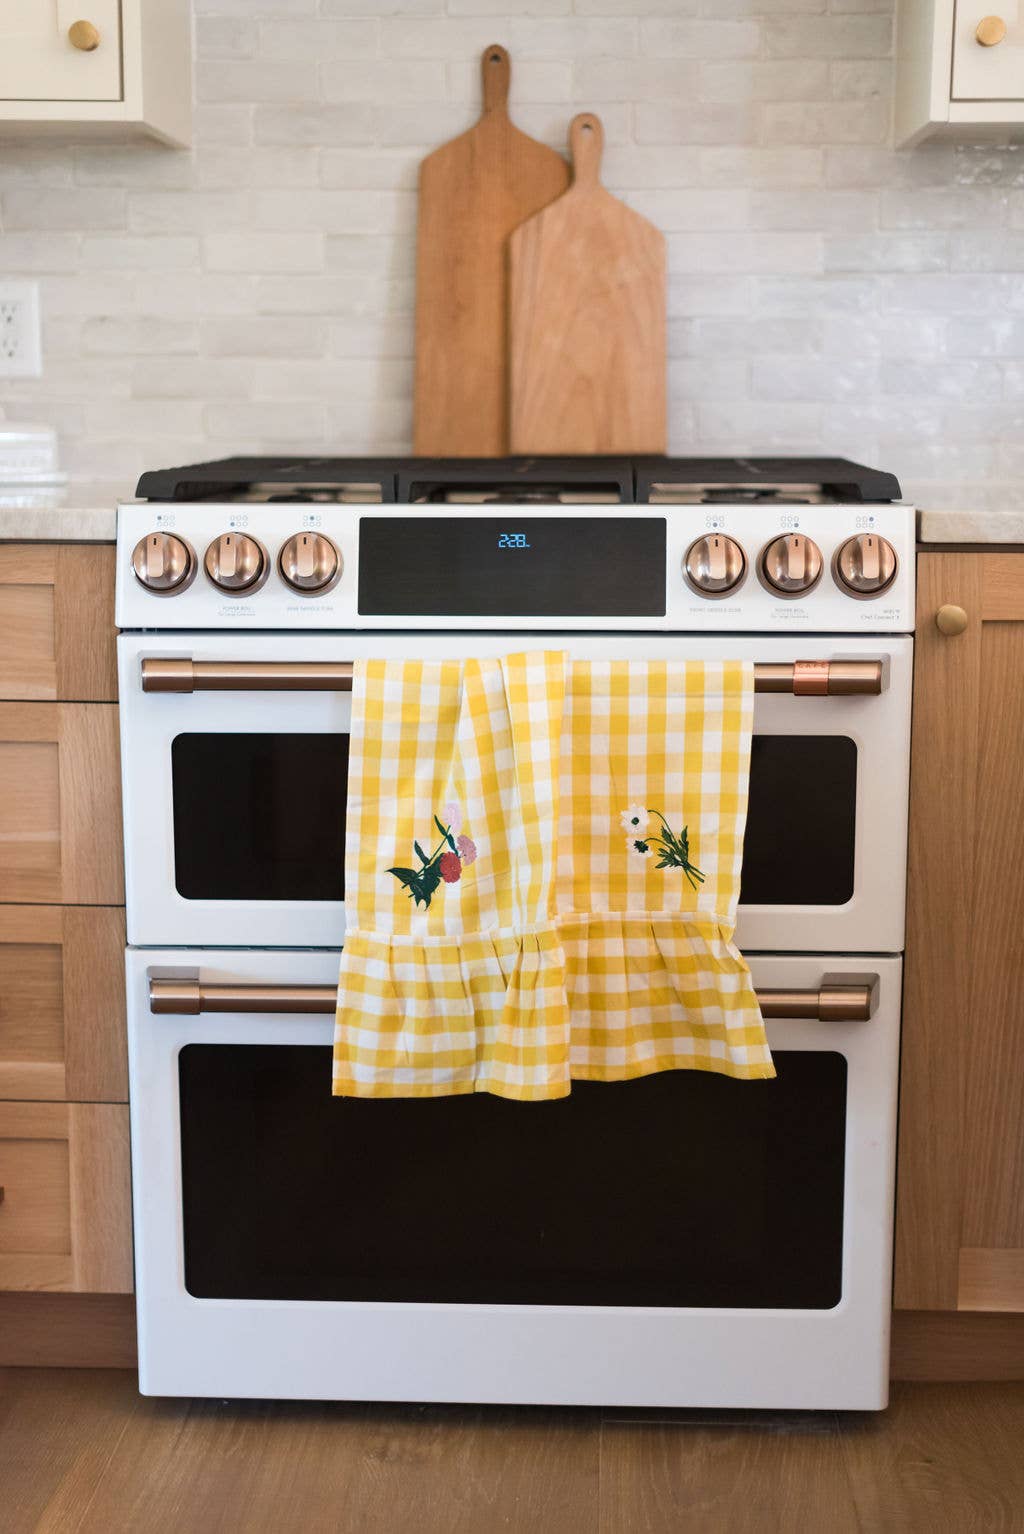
172, 733, 348, 903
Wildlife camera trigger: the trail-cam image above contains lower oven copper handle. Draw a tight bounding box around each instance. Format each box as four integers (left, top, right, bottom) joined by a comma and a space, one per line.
148, 976, 878, 1021
140, 658, 883, 696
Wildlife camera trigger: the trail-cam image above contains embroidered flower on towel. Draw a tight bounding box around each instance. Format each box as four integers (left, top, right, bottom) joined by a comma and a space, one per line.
387, 804, 475, 908
637, 811, 706, 893
620, 804, 649, 833
439, 851, 462, 884
627, 837, 652, 858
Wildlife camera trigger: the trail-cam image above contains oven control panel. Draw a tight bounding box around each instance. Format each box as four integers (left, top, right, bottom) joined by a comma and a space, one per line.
115, 501, 916, 632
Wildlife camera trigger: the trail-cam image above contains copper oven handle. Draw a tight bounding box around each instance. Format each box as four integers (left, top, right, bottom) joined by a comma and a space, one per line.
148, 976, 878, 1022
140, 659, 883, 696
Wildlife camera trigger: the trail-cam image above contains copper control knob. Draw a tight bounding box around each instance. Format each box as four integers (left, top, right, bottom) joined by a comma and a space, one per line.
833, 533, 898, 599
278, 532, 342, 595
204, 532, 268, 595
131, 532, 196, 594
683, 534, 746, 598
758, 533, 823, 598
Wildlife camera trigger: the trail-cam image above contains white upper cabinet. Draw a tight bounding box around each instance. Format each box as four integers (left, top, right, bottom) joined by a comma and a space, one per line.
897, 0, 1024, 143
0, 0, 191, 147
0, 1, 123, 102
952, 2, 1024, 99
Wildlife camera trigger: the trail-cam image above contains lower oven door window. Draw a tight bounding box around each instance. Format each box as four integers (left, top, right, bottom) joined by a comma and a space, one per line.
178, 1044, 846, 1310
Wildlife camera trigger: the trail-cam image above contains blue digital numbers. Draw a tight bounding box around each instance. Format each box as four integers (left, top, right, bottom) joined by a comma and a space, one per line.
497, 532, 531, 549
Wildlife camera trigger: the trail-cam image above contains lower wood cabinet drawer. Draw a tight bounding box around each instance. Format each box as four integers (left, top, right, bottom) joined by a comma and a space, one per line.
0, 702, 123, 905
0, 544, 117, 703
0, 906, 127, 1101
0, 1101, 132, 1293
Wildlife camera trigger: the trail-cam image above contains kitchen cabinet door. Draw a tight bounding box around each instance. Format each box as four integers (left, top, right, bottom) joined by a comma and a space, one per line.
0, 545, 117, 703
895, 552, 1024, 1314
953, 2, 1024, 100
0, 907, 127, 1102
0, 1101, 132, 1292
0, 1, 122, 102
0, 703, 123, 906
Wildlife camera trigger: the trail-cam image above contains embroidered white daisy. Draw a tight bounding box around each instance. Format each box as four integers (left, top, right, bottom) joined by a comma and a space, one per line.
627, 836, 652, 859
620, 804, 649, 833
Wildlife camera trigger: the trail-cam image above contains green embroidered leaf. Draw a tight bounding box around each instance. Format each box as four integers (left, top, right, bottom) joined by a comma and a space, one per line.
413, 840, 429, 866
434, 815, 458, 854
387, 860, 443, 908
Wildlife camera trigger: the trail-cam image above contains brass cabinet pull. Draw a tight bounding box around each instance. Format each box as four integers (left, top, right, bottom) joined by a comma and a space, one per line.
935, 604, 969, 636
149, 976, 878, 1022
68, 19, 101, 50
140, 658, 883, 696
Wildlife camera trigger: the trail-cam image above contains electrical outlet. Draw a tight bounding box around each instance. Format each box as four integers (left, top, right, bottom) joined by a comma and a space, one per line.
0, 280, 42, 378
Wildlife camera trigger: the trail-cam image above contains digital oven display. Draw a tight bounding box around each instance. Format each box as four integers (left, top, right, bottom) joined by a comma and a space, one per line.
357, 517, 667, 618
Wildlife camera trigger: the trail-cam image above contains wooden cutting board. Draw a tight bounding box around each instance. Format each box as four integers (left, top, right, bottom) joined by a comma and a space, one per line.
413, 45, 570, 458
508, 113, 667, 456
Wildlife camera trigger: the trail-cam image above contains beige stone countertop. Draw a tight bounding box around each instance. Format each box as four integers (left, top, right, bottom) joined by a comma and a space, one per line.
0, 484, 126, 541
916, 487, 1024, 544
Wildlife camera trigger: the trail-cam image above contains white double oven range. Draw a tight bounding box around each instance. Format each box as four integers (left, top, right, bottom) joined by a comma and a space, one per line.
115, 455, 914, 1410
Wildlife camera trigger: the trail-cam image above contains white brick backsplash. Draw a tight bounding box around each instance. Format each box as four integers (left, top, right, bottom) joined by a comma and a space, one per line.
640, 19, 760, 57
81, 318, 200, 356
700, 60, 828, 102
196, 18, 258, 57
3, 188, 126, 232
574, 59, 699, 101
195, 60, 317, 104
254, 104, 375, 145
202, 316, 328, 357
764, 16, 891, 57
259, 19, 377, 57
202, 232, 325, 272
0, 0, 1019, 506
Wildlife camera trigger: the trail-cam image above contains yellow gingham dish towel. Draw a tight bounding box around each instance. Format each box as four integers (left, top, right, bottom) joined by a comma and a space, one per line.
332, 653, 774, 1100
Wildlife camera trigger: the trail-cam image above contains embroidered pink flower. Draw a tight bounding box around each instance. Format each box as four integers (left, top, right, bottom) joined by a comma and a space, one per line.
441, 800, 462, 835
456, 834, 477, 865
439, 851, 462, 883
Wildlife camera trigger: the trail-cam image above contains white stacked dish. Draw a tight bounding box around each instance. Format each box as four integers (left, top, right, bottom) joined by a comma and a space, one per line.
0, 424, 68, 507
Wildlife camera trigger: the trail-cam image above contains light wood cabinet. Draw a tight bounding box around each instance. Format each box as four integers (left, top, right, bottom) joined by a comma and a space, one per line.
896, 0, 1024, 143
0, 1101, 132, 1292
0, 545, 116, 703
0, 906, 127, 1102
0, 701, 123, 905
895, 551, 1024, 1315
0, 0, 191, 148
0, 536, 133, 1317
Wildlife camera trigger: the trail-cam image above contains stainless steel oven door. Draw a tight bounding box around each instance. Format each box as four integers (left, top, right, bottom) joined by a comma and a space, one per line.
127, 947, 900, 1409
118, 632, 912, 953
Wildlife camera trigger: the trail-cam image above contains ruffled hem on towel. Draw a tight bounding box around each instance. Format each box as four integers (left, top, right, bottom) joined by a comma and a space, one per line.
332, 913, 775, 1101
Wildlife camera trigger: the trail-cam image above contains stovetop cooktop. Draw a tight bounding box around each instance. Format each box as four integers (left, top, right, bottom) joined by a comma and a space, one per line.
135, 456, 903, 507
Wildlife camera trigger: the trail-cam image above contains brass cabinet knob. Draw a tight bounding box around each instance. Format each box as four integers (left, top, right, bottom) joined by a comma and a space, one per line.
131, 532, 196, 594
68, 19, 101, 51
204, 532, 268, 595
683, 534, 746, 598
936, 604, 969, 636
758, 533, 823, 597
976, 15, 1007, 45
278, 532, 342, 595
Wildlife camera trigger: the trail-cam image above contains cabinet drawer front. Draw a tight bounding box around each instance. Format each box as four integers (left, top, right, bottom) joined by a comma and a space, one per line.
0, 1, 122, 103
0, 546, 116, 702
0, 1101, 132, 1292
953, 1, 1024, 100
0, 703, 123, 905
0, 907, 126, 1101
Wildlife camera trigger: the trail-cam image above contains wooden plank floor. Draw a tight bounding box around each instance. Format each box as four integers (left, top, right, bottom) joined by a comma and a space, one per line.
2, 1370, 1023, 1533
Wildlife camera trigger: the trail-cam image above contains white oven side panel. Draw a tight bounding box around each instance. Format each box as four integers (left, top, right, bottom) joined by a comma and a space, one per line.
127, 948, 900, 1411
119, 633, 911, 953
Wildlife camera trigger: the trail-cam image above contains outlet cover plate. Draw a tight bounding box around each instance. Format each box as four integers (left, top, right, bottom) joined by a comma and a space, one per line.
0, 280, 42, 378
